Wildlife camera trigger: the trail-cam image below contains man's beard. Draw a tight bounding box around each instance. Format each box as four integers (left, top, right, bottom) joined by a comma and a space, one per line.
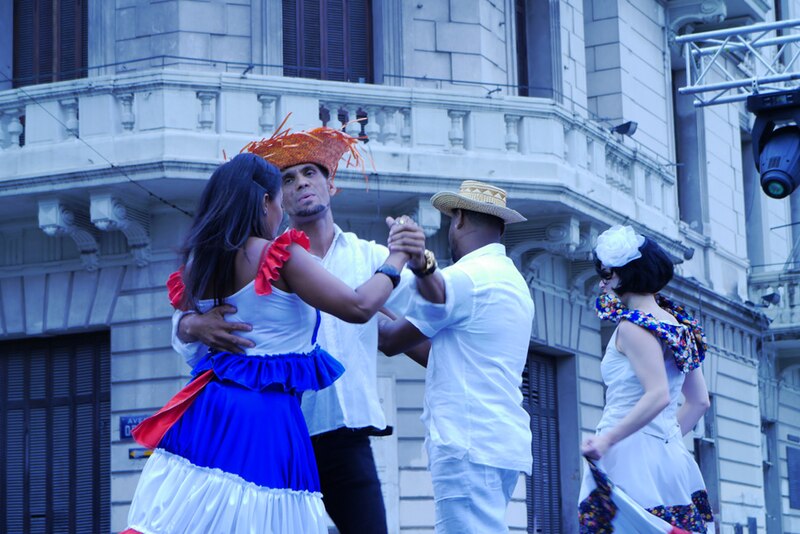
295, 203, 327, 218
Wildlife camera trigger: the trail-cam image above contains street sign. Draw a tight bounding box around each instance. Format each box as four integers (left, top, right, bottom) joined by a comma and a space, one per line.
128, 448, 153, 460
119, 414, 149, 440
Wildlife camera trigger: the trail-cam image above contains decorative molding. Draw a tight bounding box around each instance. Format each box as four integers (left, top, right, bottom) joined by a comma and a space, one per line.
667, 0, 727, 38
400, 108, 412, 146
344, 104, 361, 137
4, 108, 23, 149
59, 98, 79, 137
38, 199, 99, 271
90, 193, 151, 267
380, 107, 399, 144
377, 0, 404, 86
116, 93, 135, 132
257, 94, 276, 135
605, 147, 633, 194
507, 217, 583, 266
504, 114, 521, 152
447, 110, 467, 150
196, 91, 218, 131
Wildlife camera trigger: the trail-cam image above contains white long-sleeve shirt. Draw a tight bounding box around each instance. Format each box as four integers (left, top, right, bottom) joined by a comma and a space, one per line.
172, 224, 413, 436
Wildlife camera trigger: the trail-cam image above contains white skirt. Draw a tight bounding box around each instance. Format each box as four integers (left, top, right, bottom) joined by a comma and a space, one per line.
579, 428, 712, 533
128, 449, 328, 534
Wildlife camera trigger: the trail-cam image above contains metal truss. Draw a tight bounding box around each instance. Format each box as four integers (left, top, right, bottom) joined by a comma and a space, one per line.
676, 18, 800, 107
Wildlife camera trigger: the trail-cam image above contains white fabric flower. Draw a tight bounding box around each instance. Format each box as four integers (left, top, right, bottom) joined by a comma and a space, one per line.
594, 225, 645, 267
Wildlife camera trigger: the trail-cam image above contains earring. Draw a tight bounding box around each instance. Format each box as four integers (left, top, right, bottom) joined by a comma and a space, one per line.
263, 208, 268, 215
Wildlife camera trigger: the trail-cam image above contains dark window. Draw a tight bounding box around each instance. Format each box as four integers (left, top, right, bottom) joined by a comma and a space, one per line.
789, 445, 800, 509
12, 0, 88, 87
1, 332, 110, 534
693, 395, 721, 517
514, 0, 529, 97
514, 0, 560, 99
283, 0, 373, 83
522, 353, 560, 533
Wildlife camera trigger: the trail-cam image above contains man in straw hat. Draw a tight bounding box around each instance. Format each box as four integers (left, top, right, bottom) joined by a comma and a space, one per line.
379, 180, 534, 533
172, 122, 427, 534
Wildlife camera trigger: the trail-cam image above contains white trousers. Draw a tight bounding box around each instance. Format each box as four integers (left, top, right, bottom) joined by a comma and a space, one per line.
429, 453, 519, 534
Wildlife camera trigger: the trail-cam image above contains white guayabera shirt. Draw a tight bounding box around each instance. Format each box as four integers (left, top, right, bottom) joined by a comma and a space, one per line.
407, 243, 534, 474
172, 224, 414, 436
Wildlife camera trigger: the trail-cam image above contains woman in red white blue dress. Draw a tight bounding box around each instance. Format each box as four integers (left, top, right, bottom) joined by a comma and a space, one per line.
123, 153, 411, 533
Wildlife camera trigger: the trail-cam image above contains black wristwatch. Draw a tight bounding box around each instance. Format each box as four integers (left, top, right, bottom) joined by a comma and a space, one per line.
375, 264, 401, 288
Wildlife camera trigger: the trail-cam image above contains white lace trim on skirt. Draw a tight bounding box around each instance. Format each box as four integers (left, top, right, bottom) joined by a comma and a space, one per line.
128, 449, 327, 534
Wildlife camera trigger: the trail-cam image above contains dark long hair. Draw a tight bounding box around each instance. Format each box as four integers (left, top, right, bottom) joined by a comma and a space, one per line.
180, 153, 282, 308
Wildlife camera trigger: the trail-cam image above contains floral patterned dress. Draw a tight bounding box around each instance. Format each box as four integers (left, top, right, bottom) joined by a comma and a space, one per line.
578, 294, 714, 534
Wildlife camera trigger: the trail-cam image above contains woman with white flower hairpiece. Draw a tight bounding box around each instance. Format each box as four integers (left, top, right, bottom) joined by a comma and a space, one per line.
578, 225, 714, 534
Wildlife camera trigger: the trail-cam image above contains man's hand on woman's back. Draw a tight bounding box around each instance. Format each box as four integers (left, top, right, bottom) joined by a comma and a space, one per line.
178, 304, 255, 353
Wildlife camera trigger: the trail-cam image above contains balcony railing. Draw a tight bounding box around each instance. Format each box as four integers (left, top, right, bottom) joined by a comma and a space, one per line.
0, 69, 679, 234
749, 270, 800, 330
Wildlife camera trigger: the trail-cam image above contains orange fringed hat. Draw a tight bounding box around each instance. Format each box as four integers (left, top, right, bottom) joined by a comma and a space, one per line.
241, 116, 364, 181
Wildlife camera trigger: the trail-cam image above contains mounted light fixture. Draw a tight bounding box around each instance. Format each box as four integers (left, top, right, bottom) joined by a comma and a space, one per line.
611, 121, 638, 137
761, 292, 781, 306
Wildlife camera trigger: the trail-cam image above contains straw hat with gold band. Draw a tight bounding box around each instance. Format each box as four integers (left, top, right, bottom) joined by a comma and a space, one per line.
431, 180, 526, 224
241, 115, 364, 183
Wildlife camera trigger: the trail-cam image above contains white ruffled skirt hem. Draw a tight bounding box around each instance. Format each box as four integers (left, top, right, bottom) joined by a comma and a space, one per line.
128, 449, 328, 534
580, 427, 707, 507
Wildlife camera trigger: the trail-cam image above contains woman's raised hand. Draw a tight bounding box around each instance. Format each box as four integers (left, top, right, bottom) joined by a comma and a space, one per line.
386, 215, 426, 268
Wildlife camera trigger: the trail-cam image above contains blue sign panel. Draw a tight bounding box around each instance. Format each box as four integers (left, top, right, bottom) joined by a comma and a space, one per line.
120, 415, 149, 440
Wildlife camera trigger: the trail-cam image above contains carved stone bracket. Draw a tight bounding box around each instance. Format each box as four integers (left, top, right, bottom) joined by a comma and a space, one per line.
38, 199, 99, 271
667, 0, 727, 37
508, 217, 582, 267
90, 193, 151, 266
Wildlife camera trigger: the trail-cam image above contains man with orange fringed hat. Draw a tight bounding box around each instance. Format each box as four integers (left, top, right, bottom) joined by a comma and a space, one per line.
171, 120, 428, 534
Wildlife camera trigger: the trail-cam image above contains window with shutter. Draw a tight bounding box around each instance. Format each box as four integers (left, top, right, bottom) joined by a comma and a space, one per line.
522, 353, 561, 533
789, 446, 800, 510
514, 0, 560, 99
12, 0, 88, 87
1, 332, 110, 534
283, 0, 373, 83
693, 395, 721, 518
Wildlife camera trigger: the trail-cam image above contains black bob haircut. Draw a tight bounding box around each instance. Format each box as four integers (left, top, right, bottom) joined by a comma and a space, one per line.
594, 237, 674, 295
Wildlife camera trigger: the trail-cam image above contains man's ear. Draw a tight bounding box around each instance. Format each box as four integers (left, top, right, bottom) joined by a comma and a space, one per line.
327, 176, 338, 196
453, 209, 466, 229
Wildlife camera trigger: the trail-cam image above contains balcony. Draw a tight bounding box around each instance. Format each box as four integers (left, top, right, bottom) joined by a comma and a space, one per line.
749, 269, 800, 334
0, 69, 684, 258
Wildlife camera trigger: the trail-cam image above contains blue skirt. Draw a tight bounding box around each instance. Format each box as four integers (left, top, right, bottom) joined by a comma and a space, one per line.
127, 348, 344, 534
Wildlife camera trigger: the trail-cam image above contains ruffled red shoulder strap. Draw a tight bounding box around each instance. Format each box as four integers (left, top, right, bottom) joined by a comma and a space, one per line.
255, 229, 311, 296
166, 267, 187, 310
